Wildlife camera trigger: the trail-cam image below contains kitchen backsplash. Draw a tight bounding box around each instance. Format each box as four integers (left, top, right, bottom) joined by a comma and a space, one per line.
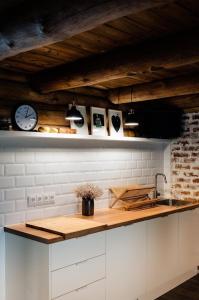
0, 146, 164, 227
171, 112, 199, 201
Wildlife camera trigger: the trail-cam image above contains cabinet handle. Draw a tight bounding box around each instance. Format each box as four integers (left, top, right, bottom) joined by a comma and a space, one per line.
75, 259, 89, 266
75, 284, 88, 292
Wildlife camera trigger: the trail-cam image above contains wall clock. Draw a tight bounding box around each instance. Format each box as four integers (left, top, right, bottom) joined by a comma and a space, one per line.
12, 104, 38, 131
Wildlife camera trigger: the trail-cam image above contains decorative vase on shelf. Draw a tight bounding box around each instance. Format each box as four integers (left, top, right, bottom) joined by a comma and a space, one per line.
75, 183, 103, 217
82, 197, 94, 216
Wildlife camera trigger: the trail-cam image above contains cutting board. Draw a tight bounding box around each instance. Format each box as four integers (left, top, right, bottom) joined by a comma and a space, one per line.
110, 184, 155, 200
110, 184, 155, 209
26, 216, 107, 239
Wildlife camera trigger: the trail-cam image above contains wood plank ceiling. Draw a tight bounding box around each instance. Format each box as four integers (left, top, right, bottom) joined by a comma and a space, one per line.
0, 0, 199, 112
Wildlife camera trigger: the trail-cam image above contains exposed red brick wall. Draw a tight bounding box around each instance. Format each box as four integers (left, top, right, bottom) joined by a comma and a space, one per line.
171, 112, 199, 202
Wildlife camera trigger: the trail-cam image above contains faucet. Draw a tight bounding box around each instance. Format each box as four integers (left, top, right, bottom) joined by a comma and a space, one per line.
154, 173, 167, 198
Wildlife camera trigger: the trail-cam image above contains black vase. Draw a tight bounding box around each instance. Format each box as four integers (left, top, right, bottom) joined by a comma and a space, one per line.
82, 197, 94, 216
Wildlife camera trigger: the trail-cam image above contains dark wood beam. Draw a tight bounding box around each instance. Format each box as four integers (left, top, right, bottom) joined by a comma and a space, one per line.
0, 79, 111, 108
119, 94, 199, 111
109, 74, 199, 104
184, 107, 199, 113
0, 68, 27, 82
0, 0, 172, 60
68, 87, 108, 99
33, 29, 199, 93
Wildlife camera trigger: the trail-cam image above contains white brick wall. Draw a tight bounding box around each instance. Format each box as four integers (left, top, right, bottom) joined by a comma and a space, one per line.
0, 144, 168, 300
0, 146, 165, 227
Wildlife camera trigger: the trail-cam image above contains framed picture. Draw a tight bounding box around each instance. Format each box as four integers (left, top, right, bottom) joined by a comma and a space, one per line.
91, 107, 107, 136
70, 105, 88, 135
108, 109, 123, 137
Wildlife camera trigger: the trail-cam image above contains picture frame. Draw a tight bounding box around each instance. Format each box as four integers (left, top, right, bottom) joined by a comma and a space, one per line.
70, 105, 88, 135
108, 109, 123, 137
91, 107, 107, 136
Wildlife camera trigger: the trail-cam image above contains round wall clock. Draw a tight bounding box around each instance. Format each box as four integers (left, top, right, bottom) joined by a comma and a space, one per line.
12, 104, 38, 131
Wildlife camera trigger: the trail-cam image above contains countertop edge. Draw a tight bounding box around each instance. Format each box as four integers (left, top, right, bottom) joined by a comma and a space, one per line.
4, 225, 64, 244
4, 203, 199, 244
105, 204, 199, 230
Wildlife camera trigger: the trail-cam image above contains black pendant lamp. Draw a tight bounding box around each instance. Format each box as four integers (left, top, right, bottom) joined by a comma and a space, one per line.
124, 87, 139, 127
65, 96, 83, 121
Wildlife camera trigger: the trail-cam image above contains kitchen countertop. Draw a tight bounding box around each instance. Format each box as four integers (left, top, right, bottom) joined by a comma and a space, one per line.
4, 202, 199, 244
4, 223, 64, 244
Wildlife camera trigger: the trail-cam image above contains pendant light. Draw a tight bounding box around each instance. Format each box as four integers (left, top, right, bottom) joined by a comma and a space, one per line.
65, 95, 83, 121
124, 87, 139, 127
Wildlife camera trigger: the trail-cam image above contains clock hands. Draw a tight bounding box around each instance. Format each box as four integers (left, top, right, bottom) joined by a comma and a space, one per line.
26, 113, 35, 119
25, 107, 29, 118
24, 107, 36, 119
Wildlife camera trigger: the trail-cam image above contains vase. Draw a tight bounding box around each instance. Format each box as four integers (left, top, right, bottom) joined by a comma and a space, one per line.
82, 197, 94, 216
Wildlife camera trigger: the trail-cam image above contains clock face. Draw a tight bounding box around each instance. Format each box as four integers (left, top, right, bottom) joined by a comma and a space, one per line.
14, 104, 38, 131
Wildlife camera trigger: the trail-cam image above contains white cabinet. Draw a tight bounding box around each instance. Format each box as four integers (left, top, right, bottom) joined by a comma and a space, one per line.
106, 222, 147, 300
178, 209, 199, 275
51, 232, 105, 271
146, 214, 179, 293
55, 279, 106, 300
5, 209, 199, 300
5, 231, 106, 300
51, 255, 105, 298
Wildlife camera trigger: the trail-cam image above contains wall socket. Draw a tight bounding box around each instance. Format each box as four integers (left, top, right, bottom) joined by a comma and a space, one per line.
27, 192, 55, 207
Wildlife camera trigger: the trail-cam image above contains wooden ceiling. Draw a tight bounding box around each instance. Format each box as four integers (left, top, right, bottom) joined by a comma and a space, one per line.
0, 0, 199, 112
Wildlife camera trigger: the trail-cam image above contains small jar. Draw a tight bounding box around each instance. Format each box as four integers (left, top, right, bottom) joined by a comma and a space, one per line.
82, 197, 94, 216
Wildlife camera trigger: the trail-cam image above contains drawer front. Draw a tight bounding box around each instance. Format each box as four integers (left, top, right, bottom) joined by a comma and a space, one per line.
55, 279, 106, 300
51, 255, 105, 299
51, 232, 105, 271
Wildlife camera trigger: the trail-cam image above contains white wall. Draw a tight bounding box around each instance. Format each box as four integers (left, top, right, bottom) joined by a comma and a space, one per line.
0, 228, 5, 300
0, 144, 167, 300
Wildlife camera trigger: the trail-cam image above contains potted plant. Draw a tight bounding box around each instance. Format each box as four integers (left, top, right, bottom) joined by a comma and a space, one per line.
75, 183, 103, 216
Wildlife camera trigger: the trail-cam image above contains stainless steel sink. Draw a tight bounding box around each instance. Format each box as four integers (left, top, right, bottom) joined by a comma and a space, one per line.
157, 199, 191, 207
117, 199, 192, 211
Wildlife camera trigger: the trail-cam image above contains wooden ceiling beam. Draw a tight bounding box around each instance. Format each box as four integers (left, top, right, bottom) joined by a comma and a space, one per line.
119, 94, 199, 111
0, 68, 27, 82
0, 0, 172, 60
0, 79, 111, 108
109, 74, 199, 104
33, 29, 199, 93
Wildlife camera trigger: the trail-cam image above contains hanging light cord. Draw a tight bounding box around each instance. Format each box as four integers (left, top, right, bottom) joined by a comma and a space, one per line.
130, 86, 134, 114
117, 88, 120, 106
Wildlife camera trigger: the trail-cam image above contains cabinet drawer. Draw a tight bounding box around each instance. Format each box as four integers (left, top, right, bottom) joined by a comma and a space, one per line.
55, 279, 106, 300
51, 232, 105, 271
51, 255, 105, 299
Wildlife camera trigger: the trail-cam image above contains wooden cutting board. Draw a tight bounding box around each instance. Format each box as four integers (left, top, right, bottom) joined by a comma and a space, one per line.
110, 184, 155, 200
26, 216, 107, 239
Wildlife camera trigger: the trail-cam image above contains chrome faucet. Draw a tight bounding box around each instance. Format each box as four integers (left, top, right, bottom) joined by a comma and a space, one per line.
154, 173, 167, 198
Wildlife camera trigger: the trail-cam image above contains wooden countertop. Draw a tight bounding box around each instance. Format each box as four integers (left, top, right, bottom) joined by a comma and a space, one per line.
76, 203, 199, 228
25, 216, 107, 239
4, 223, 64, 244
4, 202, 199, 244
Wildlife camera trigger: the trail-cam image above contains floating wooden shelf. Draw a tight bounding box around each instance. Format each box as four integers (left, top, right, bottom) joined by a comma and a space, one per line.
0, 130, 170, 148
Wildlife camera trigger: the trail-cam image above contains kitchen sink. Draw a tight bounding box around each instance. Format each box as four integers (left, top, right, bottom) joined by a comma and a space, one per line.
157, 199, 191, 207
117, 199, 192, 211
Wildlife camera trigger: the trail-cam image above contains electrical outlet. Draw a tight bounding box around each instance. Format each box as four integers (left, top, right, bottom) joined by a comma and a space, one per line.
27, 193, 55, 207
37, 194, 43, 206
27, 194, 37, 207
43, 193, 55, 205
43, 193, 50, 205
49, 192, 55, 204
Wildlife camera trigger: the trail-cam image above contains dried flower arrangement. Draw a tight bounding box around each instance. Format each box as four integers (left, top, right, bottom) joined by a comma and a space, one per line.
75, 183, 103, 200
